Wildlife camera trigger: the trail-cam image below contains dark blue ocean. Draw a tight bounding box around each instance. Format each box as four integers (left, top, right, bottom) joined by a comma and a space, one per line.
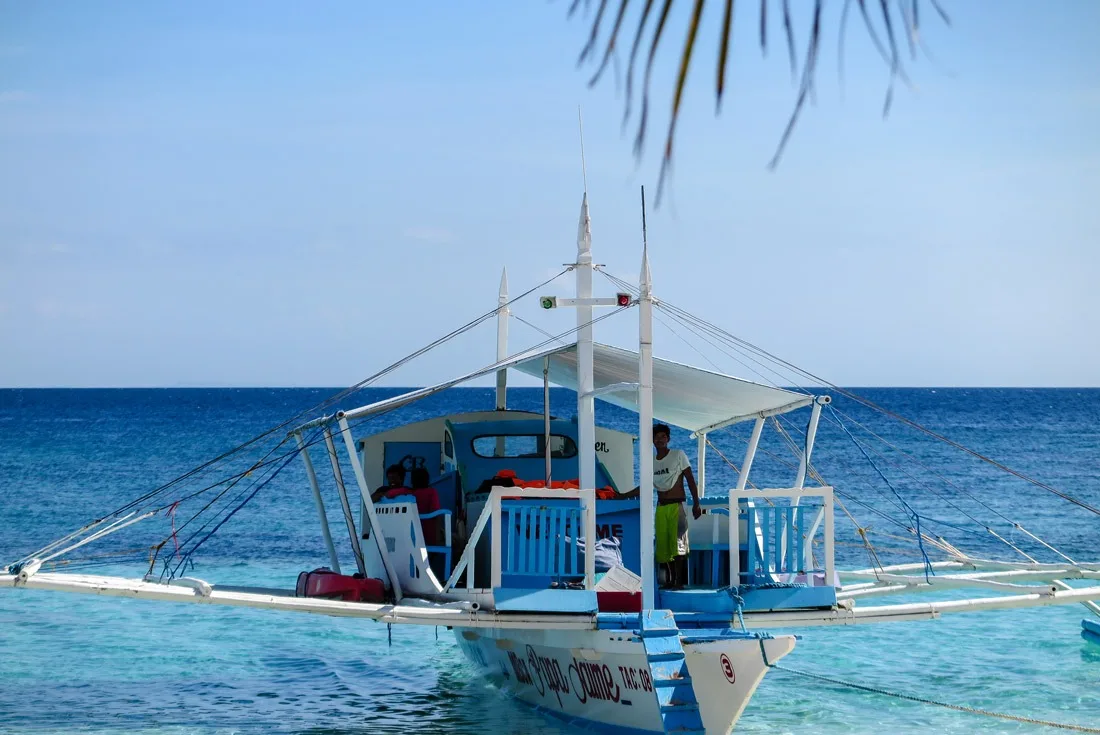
1, 387, 1098, 733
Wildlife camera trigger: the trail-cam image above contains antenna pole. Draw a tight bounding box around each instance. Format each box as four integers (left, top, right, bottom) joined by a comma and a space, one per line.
578, 106, 588, 194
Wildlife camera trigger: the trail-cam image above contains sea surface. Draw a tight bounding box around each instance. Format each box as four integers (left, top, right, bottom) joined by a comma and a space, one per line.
1, 387, 1098, 734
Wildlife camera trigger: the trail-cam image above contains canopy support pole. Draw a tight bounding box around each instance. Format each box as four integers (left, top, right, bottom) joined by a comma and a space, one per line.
543, 357, 552, 486
323, 428, 366, 576
697, 433, 706, 499
784, 397, 825, 568
731, 417, 765, 587
294, 431, 340, 574
337, 416, 403, 602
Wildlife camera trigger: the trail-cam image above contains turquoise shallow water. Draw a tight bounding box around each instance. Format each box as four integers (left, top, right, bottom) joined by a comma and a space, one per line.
1, 387, 1098, 733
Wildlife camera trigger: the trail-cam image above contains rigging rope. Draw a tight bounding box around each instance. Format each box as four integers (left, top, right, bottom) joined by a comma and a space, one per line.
90, 269, 575, 520
15, 299, 634, 575
825, 403, 1076, 561
654, 298, 1100, 517
604, 262, 1096, 559
8, 269, 577, 569
168, 445, 304, 579
829, 409, 935, 579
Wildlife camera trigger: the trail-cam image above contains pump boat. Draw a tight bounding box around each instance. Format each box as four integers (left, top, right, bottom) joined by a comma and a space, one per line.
5, 191, 1100, 735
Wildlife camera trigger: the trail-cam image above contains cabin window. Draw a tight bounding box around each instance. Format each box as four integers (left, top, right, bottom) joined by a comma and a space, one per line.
470, 434, 578, 459
443, 432, 454, 459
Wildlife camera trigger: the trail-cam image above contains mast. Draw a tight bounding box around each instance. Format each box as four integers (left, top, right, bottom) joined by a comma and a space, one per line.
496, 268, 509, 411
638, 186, 656, 609
576, 112, 596, 496
577, 194, 595, 495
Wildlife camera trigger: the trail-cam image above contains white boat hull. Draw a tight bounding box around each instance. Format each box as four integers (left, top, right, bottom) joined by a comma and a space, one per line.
453, 624, 796, 734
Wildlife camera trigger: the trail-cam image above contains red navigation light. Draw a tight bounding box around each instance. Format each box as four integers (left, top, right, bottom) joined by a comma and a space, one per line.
616, 293, 631, 307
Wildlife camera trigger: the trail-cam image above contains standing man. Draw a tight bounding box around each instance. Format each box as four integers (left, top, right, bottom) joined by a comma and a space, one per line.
652, 424, 701, 589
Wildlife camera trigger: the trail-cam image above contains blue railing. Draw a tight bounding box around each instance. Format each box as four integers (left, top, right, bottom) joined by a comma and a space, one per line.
500, 501, 585, 581
743, 503, 822, 583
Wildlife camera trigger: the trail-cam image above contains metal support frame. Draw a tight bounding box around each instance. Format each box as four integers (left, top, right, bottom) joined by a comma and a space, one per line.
584, 382, 639, 399
322, 428, 366, 576
788, 396, 828, 567
697, 433, 706, 499
337, 416, 403, 601
794, 398, 825, 490
543, 357, 552, 486
730, 417, 764, 587
294, 431, 341, 574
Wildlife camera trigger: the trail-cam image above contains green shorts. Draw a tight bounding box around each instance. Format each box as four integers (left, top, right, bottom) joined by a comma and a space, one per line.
655, 502, 690, 564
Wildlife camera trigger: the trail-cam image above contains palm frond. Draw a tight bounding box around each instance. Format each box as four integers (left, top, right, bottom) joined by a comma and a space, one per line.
571, 0, 950, 203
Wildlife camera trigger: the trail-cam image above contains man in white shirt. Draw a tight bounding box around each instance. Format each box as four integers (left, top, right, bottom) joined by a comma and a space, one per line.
628, 424, 702, 589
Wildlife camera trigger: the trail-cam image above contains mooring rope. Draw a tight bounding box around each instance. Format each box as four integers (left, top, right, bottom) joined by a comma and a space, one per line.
767, 663, 1100, 733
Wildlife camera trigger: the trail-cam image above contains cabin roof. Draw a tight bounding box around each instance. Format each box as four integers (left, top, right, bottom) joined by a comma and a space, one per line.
510, 343, 813, 434
297, 342, 813, 436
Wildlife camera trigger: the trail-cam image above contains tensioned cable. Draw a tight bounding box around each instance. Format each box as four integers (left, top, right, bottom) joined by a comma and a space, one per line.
704, 428, 889, 571
510, 313, 568, 345
158, 305, 633, 573
820, 408, 1042, 563
110, 267, 575, 516
9, 269, 576, 568
824, 403, 1074, 558
598, 269, 799, 390
622, 273, 1099, 518
648, 297, 1100, 517
35, 304, 636, 573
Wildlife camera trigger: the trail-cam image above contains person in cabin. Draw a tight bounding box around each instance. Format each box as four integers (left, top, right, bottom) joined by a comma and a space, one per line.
651, 424, 701, 589
372, 464, 407, 503
387, 466, 443, 545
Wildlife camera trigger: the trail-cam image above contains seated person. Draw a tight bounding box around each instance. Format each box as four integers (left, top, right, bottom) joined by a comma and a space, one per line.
372, 464, 407, 503
386, 467, 443, 545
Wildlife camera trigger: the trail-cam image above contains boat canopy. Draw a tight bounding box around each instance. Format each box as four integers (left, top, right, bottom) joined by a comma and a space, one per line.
294, 342, 813, 435
511, 343, 812, 434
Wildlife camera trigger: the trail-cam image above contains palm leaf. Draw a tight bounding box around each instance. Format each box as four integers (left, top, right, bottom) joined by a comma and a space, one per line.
571, 0, 950, 202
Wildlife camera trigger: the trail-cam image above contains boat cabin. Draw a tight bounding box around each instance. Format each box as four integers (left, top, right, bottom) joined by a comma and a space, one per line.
283, 342, 841, 619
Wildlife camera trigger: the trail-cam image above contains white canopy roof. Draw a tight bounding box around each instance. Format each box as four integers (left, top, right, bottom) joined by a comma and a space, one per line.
511, 343, 813, 434
294, 341, 813, 436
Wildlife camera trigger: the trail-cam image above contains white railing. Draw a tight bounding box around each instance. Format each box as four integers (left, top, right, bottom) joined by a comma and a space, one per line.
730, 486, 834, 588
443, 486, 597, 592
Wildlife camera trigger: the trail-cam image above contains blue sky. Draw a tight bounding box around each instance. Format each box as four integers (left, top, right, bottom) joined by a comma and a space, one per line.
1, 1, 1098, 388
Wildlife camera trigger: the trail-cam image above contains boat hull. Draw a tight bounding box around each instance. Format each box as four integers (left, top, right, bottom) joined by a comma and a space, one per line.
453, 623, 795, 734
